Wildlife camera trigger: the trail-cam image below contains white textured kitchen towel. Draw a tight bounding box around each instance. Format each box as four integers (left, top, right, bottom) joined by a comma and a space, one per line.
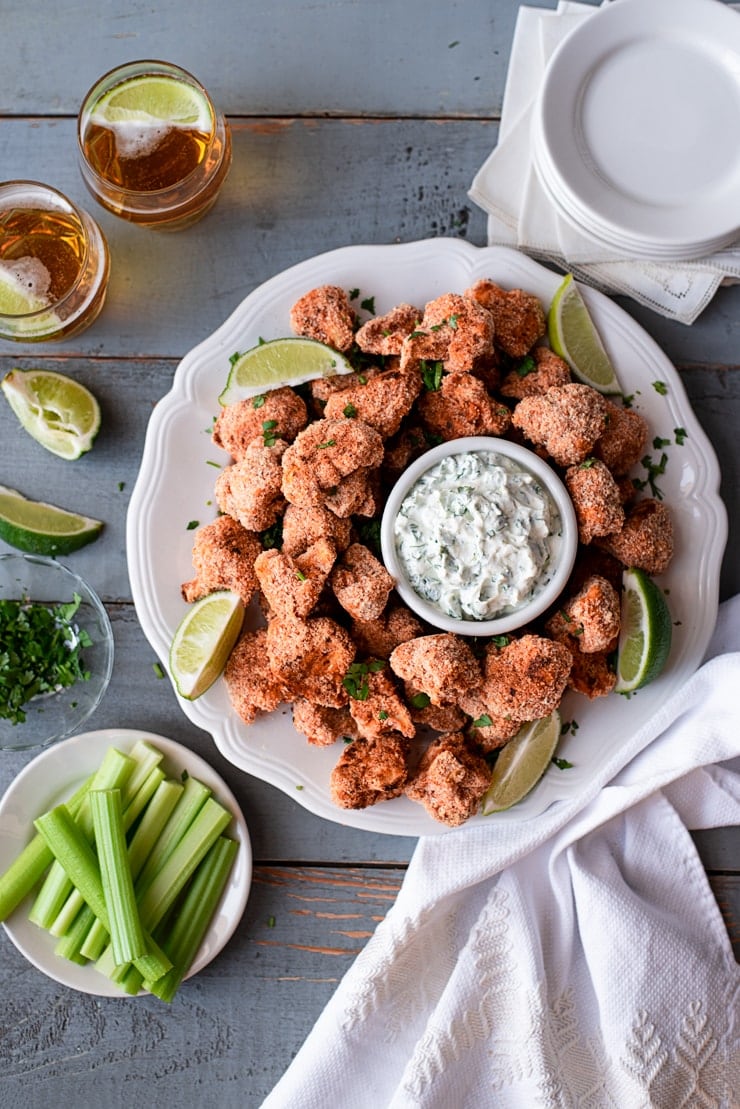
469, 2, 740, 324
263, 595, 740, 1108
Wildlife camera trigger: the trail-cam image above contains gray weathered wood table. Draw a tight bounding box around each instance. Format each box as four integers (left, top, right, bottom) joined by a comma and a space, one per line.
1, 2, 738, 1105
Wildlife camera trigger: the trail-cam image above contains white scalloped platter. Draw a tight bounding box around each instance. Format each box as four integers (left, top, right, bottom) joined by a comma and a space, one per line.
0, 729, 252, 995
127, 240, 726, 837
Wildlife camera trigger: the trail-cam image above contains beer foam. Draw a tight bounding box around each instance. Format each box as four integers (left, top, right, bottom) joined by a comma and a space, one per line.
0, 257, 52, 306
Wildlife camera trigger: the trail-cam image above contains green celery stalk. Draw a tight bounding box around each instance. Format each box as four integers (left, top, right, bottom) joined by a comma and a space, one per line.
135, 776, 212, 895
80, 777, 184, 962
29, 748, 135, 930
118, 741, 164, 809
121, 766, 166, 831
54, 903, 96, 965
147, 836, 238, 1003
91, 789, 147, 967
0, 774, 94, 924
34, 805, 171, 984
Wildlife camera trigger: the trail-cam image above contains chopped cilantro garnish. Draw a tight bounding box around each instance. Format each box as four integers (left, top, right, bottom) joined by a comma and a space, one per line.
252, 394, 266, 409
409, 691, 431, 710
674, 427, 687, 445
186, 520, 199, 530
515, 355, 536, 378
152, 662, 165, 680
343, 659, 386, 701
472, 713, 493, 729
421, 360, 443, 391
652, 380, 668, 395
360, 296, 376, 314
317, 438, 336, 449
343, 403, 357, 418
552, 756, 574, 770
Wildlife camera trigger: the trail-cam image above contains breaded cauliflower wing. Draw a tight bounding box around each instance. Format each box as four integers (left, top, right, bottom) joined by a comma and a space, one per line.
405, 732, 491, 826
512, 383, 609, 466
389, 633, 482, 707
224, 627, 288, 725
292, 699, 359, 747
213, 388, 308, 460
399, 292, 495, 375
330, 542, 395, 621
481, 634, 572, 722
565, 458, 625, 545
254, 538, 337, 620
500, 345, 571, 399
465, 279, 546, 358
323, 368, 422, 439
596, 498, 674, 575
330, 734, 410, 809
290, 284, 356, 352
181, 514, 262, 606
418, 371, 511, 441
355, 303, 421, 355
266, 614, 355, 707
215, 439, 287, 532
281, 417, 384, 518
594, 400, 649, 475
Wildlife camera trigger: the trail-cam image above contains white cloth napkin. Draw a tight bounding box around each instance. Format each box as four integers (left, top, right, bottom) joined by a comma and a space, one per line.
468, 2, 740, 324
263, 595, 740, 1108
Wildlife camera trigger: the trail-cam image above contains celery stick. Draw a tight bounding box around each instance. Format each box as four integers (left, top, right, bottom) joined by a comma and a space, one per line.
54, 903, 96, 964
135, 776, 211, 895
29, 749, 135, 930
91, 789, 147, 967
137, 797, 232, 931
147, 836, 238, 1003
80, 778, 184, 962
34, 805, 172, 984
118, 741, 164, 809
0, 774, 94, 923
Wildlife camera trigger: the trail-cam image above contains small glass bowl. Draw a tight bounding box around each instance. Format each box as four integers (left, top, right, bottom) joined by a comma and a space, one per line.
0, 554, 114, 751
380, 436, 578, 637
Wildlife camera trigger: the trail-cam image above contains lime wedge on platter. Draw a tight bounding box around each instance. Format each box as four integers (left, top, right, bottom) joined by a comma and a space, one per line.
482, 711, 562, 814
1, 369, 101, 460
0, 484, 103, 555
614, 568, 673, 694
218, 337, 354, 405
548, 273, 622, 395
169, 590, 245, 701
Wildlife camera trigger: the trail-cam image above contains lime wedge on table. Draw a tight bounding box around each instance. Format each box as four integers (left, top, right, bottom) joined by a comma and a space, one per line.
169, 590, 244, 700
1, 369, 101, 460
482, 711, 562, 814
614, 567, 673, 693
219, 337, 354, 405
0, 484, 103, 555
92, 73, 212, 128
548, 274, 621, 395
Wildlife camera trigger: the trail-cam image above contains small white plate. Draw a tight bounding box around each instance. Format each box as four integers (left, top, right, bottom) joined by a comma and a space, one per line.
0, 728, 252, 996
537, 0, 740, 250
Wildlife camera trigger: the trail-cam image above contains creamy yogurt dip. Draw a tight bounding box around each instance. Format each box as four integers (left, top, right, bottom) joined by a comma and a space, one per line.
393, 449, 563, 622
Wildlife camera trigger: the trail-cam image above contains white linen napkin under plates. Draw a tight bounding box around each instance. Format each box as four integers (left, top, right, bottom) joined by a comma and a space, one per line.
469, 2, 740, 325
263, 595, 740, 1109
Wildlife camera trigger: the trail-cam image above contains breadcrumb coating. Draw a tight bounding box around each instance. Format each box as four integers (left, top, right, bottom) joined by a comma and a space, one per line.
381, 425, 430, 484
266, 614, 355, 707
400, 293, 495, 375
355, 303, 421, 354
500, 345, 571, 399
481, 634, 572, 722
403, 680, 467, 732
566, 650, 617, 699
465, 279, 546, 358
224, 628, 288, 725
290, 284, 356, 352
546, 574, 620, 654
347, 665, 415, 740
323, 368, 422, 439
330, 542, 395, 621
281, 502, 352, 557
596, 498, 674, 574
215, 439, 287, 532
389, 633, 482, 707
565, 459, 625, 545
330, 734, 410, 809
181, 514, 262, 605
512, 383, 609, 466
456, 689, 521, 752
405, 732, 491, 826
350, 602, 425, 659
213, 388, 308, 459
292, 700, 358, 747
594, 400, 649, 475
281, 417, 384, 517
418, 372, 511, 441
254, 538, 336, 620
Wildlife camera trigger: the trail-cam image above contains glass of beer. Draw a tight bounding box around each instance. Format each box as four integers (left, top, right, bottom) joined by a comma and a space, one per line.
0, 181, 110, 344
77, 60, 232, 231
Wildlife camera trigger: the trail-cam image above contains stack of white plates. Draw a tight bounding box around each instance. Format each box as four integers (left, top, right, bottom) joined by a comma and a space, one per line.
532, 0, 740, 261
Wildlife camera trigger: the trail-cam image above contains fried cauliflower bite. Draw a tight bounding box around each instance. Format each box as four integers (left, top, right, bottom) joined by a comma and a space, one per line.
308, 367, 382, 416
389, 633, 482, 707
405, 732, 491, 827
403, 681, 467, 733
500, 345, 572, 399
292, 700, 358, 747
213, 388, 308, 459
181, 514, 262, 606
456, 689, 521, 752
215, 439, 287, 532
329, 542, 395, 621
596, 497, 674, 575
465, 279, 546, 358
382, 425, 430, 484
565, 459, 625, 545
481, 634, 573, 722
512, 383, 609, 466
355, 303, 421, 355
224, 628, 288, 725
266, 614, 355, 707
346, 664, 415, 741
418, 371, 511, 441
323, 368, 422, 439
281, 417, 384, 518
254, 538, 336, 620
546, 574, 621, 655
350, 601, 425, 659
330, 734, 410, 809
289, 284, 356, 352
566, 651, 617, 699
399, 293, 495, 375
594, 400, 649, 475
281, 502, 352, 557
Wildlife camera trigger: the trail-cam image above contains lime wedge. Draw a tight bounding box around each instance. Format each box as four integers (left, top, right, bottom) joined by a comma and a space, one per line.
548, 274, 621, 395
0, 484, 103, 555
92, 73, 212, 128
481, 710, 562, 814
169, 590, 244, 700
1, 369, 101, 460
614, 567, 672, 693
218, 337, 354, 405
0, 268, 61, 338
